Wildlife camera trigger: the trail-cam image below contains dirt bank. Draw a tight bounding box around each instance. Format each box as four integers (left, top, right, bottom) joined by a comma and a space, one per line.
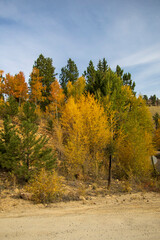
0, 192, 160, 240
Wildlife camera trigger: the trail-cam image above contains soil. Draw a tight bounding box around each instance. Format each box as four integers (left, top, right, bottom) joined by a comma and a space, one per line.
0, 183, 160, 240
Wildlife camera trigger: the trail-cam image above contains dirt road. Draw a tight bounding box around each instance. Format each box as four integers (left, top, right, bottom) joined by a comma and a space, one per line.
0, 192, 160, 240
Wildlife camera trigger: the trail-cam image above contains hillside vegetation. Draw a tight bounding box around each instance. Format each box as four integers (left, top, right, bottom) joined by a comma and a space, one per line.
0, 55, 160, 204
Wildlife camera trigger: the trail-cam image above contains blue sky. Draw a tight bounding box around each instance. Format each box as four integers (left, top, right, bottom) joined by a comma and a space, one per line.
0, 0, 160, 97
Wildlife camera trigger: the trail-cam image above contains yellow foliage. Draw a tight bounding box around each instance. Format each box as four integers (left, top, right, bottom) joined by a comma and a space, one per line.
67, 76, 86, 100
25, 169, 64, 204
113, 87, 155, 177
61, 94, 110, 178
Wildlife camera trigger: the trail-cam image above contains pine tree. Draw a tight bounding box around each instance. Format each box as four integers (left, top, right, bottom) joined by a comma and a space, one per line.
153, 112, 160, 129
5, 96, 19, 118
123, 73, 135, 93
116, 65, 123, 78
59, 58, 79, 95
0, 116, 21, 172
33, 54, 57, 110
20, 102, 55, 177
116, 65, 136, 94
84, 60, 96, 94
19, 102, 56, 179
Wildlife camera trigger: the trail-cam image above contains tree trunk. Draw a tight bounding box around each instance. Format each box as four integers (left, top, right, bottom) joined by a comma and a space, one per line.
108, 154, 112, 189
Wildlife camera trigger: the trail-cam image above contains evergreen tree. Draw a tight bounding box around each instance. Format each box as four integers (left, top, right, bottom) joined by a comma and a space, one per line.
59, 58, 79, 95
153, 112, 160, 129
33, 54, 57, 110
116, 65, 136, 94
5, 96, 19, 118
143, 95, 148, 103
116, 65, 123, 78
84, 60, 96, 94
149, 95, 157, 106
97, 58, 108, 73
85, 59, 122, 99
0, 96, 19, 120
123, 73, 135, 93
0, 116, 21, 172
19, 102, 56, 179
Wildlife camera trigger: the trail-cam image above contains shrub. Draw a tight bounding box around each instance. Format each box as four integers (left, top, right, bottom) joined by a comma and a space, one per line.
25, 169, 64, 204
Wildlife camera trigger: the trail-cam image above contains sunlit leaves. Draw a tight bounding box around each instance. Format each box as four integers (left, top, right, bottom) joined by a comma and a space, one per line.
67, 76, 86, 100
29, 67, 44, 105
61, 94, 110, 178
2, 71, 28, 104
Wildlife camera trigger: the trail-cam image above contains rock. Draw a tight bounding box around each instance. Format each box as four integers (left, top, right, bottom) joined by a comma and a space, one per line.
79, 196, 86, 201
20, 192, 32, 200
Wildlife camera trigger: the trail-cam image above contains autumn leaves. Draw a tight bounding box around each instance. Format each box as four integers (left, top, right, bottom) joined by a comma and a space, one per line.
0, 56, 156, 182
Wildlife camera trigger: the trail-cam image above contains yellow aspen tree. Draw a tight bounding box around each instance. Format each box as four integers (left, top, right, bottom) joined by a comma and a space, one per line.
61, 94, 110, 178
102, 97, 125, 187
114, 86, 155, 178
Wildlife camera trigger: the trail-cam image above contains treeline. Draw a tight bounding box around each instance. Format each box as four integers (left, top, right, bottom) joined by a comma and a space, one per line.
0, 54, 159, 186
143, 94, 160, 106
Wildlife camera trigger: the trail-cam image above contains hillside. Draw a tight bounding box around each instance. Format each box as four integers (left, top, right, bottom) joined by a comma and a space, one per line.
149, 106, 160, 116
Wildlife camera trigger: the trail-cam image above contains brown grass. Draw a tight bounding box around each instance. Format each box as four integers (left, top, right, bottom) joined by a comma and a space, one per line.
149, 106, 160, 116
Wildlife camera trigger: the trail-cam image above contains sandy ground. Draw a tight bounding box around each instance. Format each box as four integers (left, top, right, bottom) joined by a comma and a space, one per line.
0, 192, 160, 240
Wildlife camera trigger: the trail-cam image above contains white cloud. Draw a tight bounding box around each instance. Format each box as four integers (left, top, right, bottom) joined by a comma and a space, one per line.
112, 45, 160, 68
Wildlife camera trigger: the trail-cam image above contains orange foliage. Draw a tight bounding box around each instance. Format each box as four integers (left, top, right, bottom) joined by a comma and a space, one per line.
50, 80, 65, 105
30, 67, 44, 105
47, 80, 65, 118
2, 71, 28, 103
3, 73, 15, 96
14, 72, 28, 101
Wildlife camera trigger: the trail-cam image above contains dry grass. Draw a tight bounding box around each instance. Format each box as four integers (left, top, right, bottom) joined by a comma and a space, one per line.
149, 106, 160, 116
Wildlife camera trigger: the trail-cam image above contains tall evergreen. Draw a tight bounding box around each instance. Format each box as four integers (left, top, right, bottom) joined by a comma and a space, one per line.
59, 58, 79, 95
116, 65, 123, 78
19, 102, 56, 179
116, 65, 136, 94
149, 94, 157, 106
33, 54, 57, 110
84, 60, 96, 94
123, 73, 135, 93
85, 58, 113, 98
0, 116, 21, 172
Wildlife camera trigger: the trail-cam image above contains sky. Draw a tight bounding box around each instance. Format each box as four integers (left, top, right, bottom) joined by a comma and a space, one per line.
0, 0, 160, 98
